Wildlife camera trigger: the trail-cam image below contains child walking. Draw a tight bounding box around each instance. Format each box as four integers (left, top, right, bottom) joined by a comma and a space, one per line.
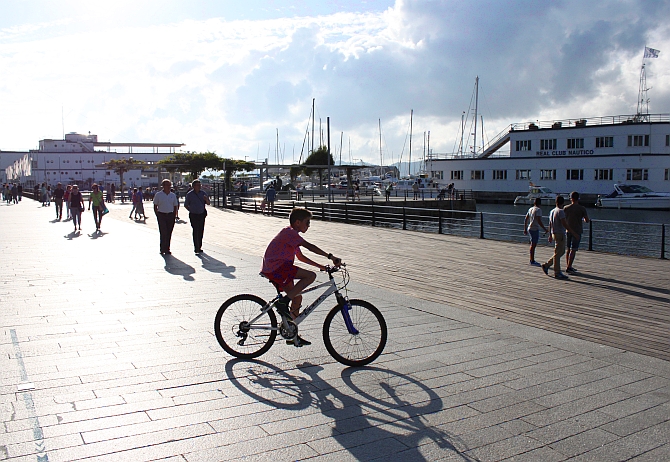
261, 207, 341, 346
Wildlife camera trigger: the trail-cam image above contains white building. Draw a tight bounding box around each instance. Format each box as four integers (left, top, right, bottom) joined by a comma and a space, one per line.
5, 132, 184, 189
426, 113, 670, 200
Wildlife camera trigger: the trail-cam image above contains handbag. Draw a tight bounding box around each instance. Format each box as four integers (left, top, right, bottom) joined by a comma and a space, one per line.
101, 203, 109, 215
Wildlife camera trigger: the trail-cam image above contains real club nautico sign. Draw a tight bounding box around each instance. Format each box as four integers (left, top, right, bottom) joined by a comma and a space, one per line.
536, 150, 595, 156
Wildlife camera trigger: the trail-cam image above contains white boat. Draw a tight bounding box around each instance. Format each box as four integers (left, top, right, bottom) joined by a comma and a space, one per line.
514, 185, 565, 206
595, 184, 670, 210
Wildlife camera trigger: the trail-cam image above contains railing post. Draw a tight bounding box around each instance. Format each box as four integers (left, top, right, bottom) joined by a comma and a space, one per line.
480, 212, 484, 239
321, 202, 325, 220
661, 224, 666, 259
254, 200, 257, 214
438, 208, 442, 234
345, 202, 349, 224
372, 204, 376, 227
403, 207, 407, 230
588, 220, 593, 251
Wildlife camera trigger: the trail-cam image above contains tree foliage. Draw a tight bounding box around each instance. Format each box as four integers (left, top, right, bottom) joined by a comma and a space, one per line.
158, 152, 222, 179
102, 157, 148, 187
222, 158, 255, 189
301, 146, 334, 187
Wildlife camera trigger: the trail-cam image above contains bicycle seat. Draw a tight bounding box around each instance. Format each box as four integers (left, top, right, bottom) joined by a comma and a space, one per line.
259, 272, 282, 294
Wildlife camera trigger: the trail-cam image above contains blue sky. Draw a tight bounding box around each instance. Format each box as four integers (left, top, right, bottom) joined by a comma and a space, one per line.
1, 0, 668, 166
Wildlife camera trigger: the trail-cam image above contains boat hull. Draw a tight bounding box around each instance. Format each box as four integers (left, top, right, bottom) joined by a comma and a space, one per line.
596, 197, 670, 210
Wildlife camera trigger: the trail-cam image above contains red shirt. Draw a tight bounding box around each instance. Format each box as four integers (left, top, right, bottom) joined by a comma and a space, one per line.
261, 226, 304, 274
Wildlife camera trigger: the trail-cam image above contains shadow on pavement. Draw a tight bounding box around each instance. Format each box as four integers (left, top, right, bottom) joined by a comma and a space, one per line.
196, 253, 236, 279
162, 254, 195, 281
224, 359, 475, 461
88, 230, 107, 239
64, 230, 82, 240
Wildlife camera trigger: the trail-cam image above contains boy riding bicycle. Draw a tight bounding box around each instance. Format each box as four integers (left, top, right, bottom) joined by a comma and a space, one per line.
261, 207, 341, 346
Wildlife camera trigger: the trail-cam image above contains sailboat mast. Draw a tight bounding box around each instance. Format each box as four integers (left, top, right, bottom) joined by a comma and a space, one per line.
311, 98, 315, 153
379, 119, 383, 170
409, 109, 413, 176
473, 76, 479, 155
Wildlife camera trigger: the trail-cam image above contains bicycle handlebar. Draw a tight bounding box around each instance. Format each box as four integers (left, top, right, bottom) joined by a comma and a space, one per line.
322, 263, 346, 274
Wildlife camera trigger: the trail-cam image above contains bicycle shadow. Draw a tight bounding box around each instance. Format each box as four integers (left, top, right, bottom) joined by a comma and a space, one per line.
224, 359, 475, 461
196, 253, 236, 279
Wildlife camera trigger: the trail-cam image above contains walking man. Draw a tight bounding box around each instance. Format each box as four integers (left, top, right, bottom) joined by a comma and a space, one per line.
523, 197, 548, 265
153, 179, 179, 255
564, 191, 590, 274
184, 179, 210, 254
53, 182, 65, 220
542, 196, 575, 280
265, 182, 277, 215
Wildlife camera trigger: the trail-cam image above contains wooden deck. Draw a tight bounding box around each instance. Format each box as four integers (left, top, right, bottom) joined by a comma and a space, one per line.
117, 205, 670, 362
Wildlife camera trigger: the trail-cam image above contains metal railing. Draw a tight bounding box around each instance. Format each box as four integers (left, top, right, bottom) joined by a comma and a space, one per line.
231, 199, 668, 260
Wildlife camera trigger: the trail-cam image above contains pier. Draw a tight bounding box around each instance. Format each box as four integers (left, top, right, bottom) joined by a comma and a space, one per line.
1, 198, 668, 461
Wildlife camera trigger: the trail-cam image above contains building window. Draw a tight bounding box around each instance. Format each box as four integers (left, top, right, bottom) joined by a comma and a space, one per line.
106, 172, 111, 176
628, 135, 649, 147
595, 169, 613, 180
492, 170, 507, 180
567, 138, 584, 149
595, 136, 613, 148
567, 169, 584, 180
627, 169, 648, 181
516, 170, 531, 180
666, 135, 669, 146
540, 139, 556, 150
471, 170, 484, 180
516, 140, 532, 151
431, 171, 443, 180
451, 170, 463, 180
664, 169, 669, 180
540, 169, 556, 180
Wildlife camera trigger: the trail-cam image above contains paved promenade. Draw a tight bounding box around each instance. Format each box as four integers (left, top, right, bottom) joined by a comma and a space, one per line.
1, 199, 668, 461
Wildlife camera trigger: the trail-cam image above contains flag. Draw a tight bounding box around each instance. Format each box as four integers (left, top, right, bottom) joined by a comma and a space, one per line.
644, 46, 660, 58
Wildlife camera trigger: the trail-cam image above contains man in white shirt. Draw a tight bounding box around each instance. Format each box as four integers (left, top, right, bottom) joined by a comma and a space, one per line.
153, 179, 179, 255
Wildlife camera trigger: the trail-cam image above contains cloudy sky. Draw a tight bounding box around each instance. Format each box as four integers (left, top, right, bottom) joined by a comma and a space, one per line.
1, 0, 669, 167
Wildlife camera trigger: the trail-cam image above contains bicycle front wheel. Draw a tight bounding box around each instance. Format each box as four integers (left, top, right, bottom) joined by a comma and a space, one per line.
323, 299, 387, 367
214, 294, 277, 359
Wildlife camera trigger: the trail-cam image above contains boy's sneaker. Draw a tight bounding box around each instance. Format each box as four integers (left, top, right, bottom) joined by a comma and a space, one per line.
274, 296, 291, 317
566, 267, 577, 274
541, 263, 549, 275
287, 335, 311, 347
530, 261, 541, 266
555, 272, 569, 280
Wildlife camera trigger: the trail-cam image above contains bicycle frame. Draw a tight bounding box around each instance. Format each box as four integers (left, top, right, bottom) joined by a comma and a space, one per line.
246, 268, 359, 335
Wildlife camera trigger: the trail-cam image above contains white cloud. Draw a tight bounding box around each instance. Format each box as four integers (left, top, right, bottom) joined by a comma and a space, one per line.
0, 0, 669, 165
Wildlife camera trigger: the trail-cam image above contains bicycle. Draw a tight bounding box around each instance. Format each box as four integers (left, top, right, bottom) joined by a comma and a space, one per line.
214, 265, 387, 367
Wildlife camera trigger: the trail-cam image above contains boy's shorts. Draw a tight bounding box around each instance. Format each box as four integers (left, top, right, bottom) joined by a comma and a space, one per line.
567, 232, 581, 251
262, 261, 298, 291
528, 229, 540, 245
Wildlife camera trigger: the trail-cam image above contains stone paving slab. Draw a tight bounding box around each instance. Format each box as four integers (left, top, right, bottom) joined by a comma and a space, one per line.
0, 199, 669, 461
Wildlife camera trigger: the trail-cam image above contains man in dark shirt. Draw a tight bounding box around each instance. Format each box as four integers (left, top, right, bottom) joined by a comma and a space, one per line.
564, 191, 590, 274
184, 180, 211, 254
53, 183, 65, 220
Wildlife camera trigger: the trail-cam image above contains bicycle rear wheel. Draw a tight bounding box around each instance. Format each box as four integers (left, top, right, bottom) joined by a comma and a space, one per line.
214, 294, 277, 359
323, 299, 387, 367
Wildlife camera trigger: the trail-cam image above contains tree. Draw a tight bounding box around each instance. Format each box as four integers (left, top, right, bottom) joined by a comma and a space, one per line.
102, 157, 147, 198
302, 146, 335, 188
158, 152, 222, 179
221, 159, 256, 189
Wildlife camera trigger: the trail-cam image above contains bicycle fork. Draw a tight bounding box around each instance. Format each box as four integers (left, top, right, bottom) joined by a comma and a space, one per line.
335, 292, 359, 335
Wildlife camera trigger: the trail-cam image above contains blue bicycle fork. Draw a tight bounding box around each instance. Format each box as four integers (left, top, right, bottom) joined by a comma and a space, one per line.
340, 301, 359, 335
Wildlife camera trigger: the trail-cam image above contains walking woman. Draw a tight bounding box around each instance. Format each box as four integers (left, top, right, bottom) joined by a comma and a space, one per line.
69, 185, 84, 231
88, 183, 105, 231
